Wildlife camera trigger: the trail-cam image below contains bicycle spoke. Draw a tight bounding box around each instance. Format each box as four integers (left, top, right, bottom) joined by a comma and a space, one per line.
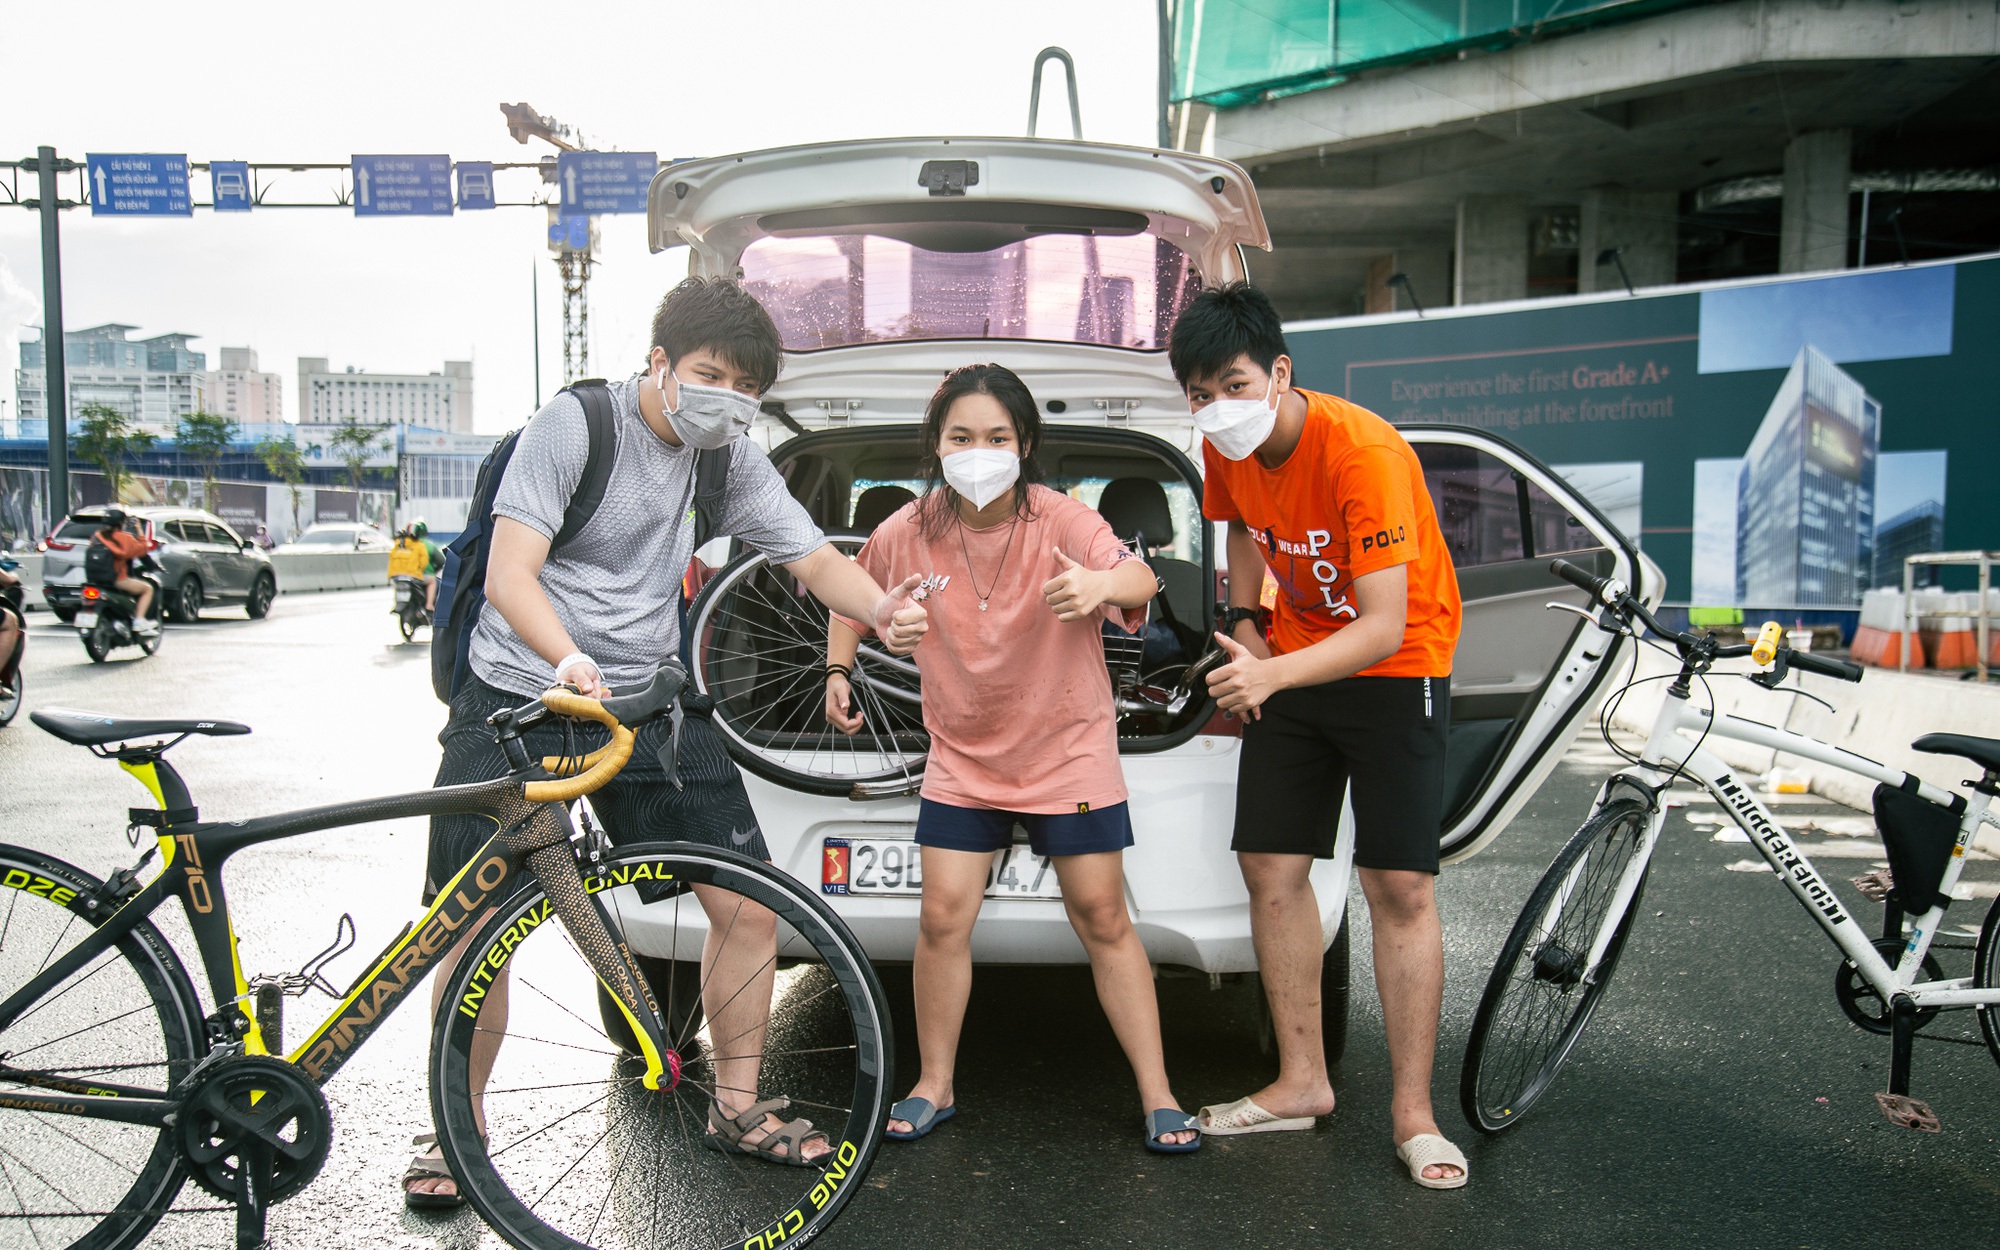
472, 1026, 622, 1059
4, 1001, 161, 1063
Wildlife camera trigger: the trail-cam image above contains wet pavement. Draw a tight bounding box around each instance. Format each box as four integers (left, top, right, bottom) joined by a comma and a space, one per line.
2, 589, 1996, 1249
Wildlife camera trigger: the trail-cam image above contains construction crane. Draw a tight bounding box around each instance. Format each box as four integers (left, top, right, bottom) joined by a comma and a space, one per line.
501, 102, 594, 384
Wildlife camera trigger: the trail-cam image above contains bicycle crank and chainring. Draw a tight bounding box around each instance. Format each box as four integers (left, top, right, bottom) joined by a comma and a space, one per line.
1835, 938, 1943, 1035
175, 1055, 332, 1204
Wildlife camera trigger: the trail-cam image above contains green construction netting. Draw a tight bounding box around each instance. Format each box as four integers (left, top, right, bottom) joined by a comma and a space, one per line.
1172, 0, 1694, 106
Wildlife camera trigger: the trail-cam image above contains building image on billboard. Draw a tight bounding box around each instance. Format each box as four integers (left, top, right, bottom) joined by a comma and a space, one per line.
1734, 346, 1879, 608
1872, 500, 1946, 589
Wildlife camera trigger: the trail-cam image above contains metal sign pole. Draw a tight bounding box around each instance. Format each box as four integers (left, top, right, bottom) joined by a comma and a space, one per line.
35, 146, 69, 521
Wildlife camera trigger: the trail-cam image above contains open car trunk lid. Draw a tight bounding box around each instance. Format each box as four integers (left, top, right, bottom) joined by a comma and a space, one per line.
649, 136, 1270, 282
649, 138, 1269, 359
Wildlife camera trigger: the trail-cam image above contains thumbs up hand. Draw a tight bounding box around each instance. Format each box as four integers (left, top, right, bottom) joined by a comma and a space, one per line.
876, 573, 930, 655
1042, 546, 1109, 622
1207, 630, 1280, 719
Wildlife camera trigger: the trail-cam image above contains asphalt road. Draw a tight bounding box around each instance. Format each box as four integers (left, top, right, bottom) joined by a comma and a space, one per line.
2, 589, 1996, 1249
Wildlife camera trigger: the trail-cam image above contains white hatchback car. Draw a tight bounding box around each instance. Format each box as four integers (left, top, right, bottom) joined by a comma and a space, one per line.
602, 135, 1663, 1054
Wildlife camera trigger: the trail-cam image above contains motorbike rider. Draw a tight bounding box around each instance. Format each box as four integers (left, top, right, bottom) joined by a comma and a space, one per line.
0, 561, 22, 698
387, 521, 442, 614
91, 508, 158, 634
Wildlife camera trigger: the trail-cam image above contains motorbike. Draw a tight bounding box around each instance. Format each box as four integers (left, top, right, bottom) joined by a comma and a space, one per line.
391, 573, 431, 642
76, 558, 164, 663
0, 557, 23, 726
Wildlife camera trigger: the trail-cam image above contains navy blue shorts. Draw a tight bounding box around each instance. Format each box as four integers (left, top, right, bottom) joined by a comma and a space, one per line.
916, 798, 1135, 858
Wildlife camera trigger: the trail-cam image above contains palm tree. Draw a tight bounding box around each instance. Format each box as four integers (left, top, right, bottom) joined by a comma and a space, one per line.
74, 404, 157, 502
328, 421, 389, 494
176, 410, 238, 512
255, 435, 307, 538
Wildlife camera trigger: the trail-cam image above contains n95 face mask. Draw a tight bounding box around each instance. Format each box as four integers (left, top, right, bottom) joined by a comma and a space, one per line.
940, 448, 1021, 509
1193, 376, 1278, 461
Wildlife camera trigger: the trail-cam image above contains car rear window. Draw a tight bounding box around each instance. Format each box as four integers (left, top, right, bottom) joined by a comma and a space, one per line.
296, 529, 351, 545
55, 518, 100, 540
742, 229, 1203, 352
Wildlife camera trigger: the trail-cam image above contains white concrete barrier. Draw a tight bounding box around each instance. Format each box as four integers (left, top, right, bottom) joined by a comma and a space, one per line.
271, 551, 390, 593
1608, 644, 2000, 851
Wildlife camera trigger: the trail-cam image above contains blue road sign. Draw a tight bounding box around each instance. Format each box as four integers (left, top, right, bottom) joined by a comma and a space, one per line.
557, 151, 658, 215
351, 154, 453, 216
85, 154, 192, 216
455, 161, 495, 210
211, 161, 252, 212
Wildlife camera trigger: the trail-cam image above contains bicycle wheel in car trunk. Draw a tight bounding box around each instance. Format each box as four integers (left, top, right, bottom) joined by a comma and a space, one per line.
1460, 799, 1651, 1134
688, 537, 928, 796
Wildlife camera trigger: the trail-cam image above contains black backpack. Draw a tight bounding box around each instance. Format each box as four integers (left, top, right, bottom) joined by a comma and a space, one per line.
430, 380, 733, 703
83, 534, 119, 587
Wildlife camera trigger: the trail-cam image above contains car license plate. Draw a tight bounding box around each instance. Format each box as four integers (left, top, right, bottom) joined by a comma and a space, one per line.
821, 838, 1061, 899
75, 611, 97, 629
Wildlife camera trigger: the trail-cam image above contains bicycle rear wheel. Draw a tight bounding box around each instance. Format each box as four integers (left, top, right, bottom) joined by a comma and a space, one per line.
689, 537, 928, 796
431, 842, 892, 1250
0, 846, 204, 1250
1460, 800, 1652, 1134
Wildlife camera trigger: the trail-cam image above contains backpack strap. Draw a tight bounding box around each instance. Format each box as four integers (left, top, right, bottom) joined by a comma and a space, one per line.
553, 379, 615, 551
691, 444, 732, 550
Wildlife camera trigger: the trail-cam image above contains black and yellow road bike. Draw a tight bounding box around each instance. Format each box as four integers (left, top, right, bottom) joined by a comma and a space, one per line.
0, 666, 892, 1250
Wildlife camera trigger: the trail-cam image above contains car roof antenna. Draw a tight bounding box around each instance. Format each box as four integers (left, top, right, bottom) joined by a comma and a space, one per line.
1028, 47, 1083, 140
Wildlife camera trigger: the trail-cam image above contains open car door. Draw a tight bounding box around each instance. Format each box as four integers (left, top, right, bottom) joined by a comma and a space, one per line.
1404, 427, 1666, 864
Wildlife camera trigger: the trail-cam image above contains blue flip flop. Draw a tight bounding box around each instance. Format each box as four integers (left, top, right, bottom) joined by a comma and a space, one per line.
885, 1097, 956, 1141
1145, 1108, 1202, 1154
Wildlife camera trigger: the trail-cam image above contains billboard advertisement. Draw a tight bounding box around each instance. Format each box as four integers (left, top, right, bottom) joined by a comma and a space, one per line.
1284, 256, 1985, 609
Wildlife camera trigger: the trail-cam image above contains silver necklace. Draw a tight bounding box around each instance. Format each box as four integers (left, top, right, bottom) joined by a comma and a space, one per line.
955, 511, 1018, 612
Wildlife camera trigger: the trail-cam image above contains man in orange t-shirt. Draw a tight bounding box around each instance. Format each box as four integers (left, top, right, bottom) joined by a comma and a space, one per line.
1171, 282, 1468, 1188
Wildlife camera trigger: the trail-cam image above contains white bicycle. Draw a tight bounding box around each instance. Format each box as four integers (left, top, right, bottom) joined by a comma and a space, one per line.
1461, 559, 2000, 1135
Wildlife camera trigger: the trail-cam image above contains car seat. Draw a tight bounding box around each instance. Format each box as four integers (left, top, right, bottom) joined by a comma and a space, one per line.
1096, 478, 1206, 665
851, 485, 917, 534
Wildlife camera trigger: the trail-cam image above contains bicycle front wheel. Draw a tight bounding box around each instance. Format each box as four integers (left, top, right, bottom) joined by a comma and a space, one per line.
1461, 800, 1653, 1134
0, 845, 205, 1250
431, 842, 892, 1250
689, 537, 928, 795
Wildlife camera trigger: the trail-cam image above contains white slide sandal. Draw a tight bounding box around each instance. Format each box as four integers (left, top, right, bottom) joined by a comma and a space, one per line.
1195, 1096, 1317, 1136
1395, 1132, 1469, 1189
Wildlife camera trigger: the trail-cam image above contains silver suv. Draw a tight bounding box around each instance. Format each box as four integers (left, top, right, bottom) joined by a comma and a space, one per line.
41, 505, 278, 623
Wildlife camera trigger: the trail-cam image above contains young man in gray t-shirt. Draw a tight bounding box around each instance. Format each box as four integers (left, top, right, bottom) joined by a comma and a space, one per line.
405, 278, 927, 1204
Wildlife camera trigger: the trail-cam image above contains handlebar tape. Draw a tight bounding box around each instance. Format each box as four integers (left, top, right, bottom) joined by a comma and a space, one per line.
523, 688, 634, 802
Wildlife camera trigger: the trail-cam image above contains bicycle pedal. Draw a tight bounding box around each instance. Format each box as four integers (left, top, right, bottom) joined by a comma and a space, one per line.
1874, 1092, 1940, 1133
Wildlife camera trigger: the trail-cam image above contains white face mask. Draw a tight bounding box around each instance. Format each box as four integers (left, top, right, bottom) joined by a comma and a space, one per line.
1193, 375, 1279, 461
654, 364, 759, 450
940, 448, 1021, 510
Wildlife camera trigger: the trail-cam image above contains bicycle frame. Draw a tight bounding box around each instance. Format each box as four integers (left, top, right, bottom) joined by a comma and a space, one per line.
1598, 694, 2000, 1012
0, 745, 672, 1127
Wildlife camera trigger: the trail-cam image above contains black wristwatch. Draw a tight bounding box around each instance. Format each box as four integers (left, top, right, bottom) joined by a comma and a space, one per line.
1221, 606, 1264, 633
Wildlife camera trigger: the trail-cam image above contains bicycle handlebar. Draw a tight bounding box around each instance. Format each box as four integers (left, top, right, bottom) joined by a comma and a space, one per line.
523, 691, 634, 802
1546, 559, 1863, 686
519, 664, 690, 802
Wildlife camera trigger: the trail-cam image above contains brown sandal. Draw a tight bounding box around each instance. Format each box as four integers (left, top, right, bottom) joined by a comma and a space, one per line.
704, 1097, 830, 1168
401, 1133, 465, 1210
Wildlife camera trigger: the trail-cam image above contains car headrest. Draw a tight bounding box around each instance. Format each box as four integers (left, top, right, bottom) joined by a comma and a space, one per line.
852, 485, 917, 534
1097, 478, 1174, 550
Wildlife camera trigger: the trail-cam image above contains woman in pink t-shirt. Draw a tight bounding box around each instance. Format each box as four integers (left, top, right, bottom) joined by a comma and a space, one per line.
825, 364, 1200, 1154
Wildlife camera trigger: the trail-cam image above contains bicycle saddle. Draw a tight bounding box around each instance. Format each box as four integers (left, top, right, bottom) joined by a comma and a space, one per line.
1911, 732, 2000, 774
30, 708, 251, 748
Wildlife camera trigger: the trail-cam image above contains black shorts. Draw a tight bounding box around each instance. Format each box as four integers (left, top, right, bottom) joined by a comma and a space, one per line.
423, 674, 768, 902
1232, 674, 1449, 874
915, 799, 1135, 858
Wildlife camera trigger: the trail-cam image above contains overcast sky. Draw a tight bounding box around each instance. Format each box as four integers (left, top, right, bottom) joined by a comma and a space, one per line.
0, 1, 1163, 432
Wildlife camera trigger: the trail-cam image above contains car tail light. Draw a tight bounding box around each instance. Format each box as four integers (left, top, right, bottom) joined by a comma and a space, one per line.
683, 556, 719, 601
82, 585, 101, 601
